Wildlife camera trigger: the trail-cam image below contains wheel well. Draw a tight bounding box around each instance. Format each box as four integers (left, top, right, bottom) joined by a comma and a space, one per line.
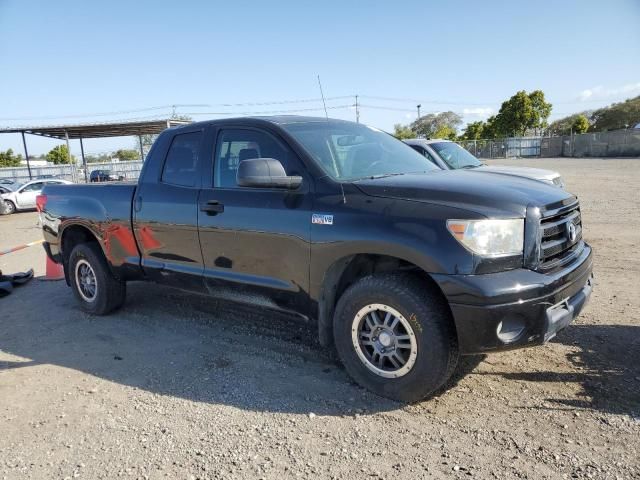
60, 225, 101, 283
317, 254, 455, 348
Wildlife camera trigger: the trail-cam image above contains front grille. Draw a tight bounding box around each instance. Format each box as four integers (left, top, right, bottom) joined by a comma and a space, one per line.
539, 202, 583, 269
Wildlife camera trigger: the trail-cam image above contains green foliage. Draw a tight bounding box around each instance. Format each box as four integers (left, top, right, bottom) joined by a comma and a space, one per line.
492, 90, 552, 137
410, 111, 462, 138
0, 148, 22, 167
589, 96, 640, 131
548, 113, 588, 135
432, 125, 457, 140
46, 145, 75, 165
572, 114, 590, 134
392, 123, 415, 140
548, 96, 639, 135
115, 149, 140, 161
85, 153, 112, 163
462, 121, 485, 140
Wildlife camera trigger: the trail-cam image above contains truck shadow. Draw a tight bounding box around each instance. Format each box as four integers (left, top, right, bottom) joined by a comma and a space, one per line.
4, 281, 636, 417
486, 324, 640, 417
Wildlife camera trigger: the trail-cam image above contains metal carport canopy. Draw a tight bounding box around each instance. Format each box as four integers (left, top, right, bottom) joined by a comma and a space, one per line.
0, 119, 191, 181
0, 119, 190, 139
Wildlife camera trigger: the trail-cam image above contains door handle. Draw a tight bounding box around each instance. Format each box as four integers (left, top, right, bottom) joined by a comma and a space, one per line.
200, 200, 224, 215
134, 195, 143, 212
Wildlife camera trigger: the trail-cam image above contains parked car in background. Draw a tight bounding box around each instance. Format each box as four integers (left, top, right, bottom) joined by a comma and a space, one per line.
0, 185, 14, 195
1, 178, 72, 214
0, 178, 16, 186
36, 174, 63, 180
404, 139, 565, 188
90, 169, 125, 182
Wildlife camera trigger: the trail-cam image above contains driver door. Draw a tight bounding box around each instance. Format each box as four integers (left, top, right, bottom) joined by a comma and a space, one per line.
198, 126, 313, 316
16, 181, 44, 208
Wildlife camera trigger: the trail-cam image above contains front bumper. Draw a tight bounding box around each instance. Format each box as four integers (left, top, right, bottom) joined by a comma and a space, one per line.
432, 244, 593, 354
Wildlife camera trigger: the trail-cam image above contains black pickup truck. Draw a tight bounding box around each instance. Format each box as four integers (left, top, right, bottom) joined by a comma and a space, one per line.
40, 116, 593, 402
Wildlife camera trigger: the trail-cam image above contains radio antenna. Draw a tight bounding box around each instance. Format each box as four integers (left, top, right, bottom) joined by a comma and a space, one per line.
317, 75, 329, 120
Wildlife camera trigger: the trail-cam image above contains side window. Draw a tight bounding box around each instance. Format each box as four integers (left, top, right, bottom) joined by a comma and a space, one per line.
22, 182, 43, 192
161, 131, 203, 187
214, 129, 295, 188
412, 146, 436, 165
423, 149, 437, 165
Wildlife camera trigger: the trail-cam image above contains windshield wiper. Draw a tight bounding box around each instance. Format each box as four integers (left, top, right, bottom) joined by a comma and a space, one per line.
460, 164, 480, 169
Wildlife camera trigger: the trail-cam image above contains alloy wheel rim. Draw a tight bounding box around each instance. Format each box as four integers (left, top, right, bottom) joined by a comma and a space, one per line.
75, 259, 97, 302
351, 303, 418, 378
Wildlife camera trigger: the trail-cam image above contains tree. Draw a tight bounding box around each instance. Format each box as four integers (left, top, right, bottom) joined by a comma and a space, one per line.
46, 145, 75, 165
589, 96, 640, 131
528, 90, 553, 133
410, 111, 462, 138
115, 149, 140, 161
393, 123, 415, 140
548, 113, 590, 135
0, 148, 22, 167
492, 90, 552, 137
571, 114, 589, 134
482, 116, 499, 139
462, 121, 485, 140
432, 125, 457, 140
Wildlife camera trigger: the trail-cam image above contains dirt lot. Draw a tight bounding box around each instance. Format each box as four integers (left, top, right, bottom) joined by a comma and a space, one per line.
1, 158, 639, 480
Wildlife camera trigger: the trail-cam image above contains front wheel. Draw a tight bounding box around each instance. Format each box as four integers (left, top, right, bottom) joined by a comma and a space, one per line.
2, 200, 16, 215
68, 243, 126, 315
333, 273, 458, 403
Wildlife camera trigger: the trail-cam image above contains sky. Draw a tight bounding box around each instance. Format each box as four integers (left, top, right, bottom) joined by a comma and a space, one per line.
1, 0, 639, 157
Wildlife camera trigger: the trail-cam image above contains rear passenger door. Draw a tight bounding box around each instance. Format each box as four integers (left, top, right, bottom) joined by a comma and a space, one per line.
133, 128, 206, 292
197, 126, 313, 316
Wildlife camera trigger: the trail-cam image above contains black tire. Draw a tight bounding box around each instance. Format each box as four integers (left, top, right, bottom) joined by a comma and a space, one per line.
2, 200, 16, 215
68, 242, 126, 315
333, 273, 458, 403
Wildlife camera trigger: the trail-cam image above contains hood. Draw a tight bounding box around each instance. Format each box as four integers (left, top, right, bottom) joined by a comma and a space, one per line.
478, 165, 558, 181
353, 170, 573, 218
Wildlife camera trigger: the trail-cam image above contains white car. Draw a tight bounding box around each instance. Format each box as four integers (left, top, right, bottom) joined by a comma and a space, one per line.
404, 139, 565, 188
1, 178, 72, 214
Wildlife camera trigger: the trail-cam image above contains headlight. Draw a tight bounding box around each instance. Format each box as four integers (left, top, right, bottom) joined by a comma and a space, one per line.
446, 219, 524, 256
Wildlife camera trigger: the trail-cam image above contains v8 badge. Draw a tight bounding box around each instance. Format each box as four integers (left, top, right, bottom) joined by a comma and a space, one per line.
312, 214, 334, 225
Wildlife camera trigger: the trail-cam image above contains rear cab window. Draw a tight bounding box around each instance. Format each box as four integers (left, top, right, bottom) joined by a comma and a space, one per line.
161, 131, 203, 187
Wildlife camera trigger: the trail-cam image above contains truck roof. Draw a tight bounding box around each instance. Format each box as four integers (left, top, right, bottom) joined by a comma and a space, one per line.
169, 115, 356, 132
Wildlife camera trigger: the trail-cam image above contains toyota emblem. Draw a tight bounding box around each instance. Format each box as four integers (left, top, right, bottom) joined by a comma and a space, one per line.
567, 222, 577, 243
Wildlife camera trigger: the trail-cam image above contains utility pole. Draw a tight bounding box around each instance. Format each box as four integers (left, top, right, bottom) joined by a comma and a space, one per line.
416, 104, 421, 119
355, 95, 360, 123
21, 131, 32, 180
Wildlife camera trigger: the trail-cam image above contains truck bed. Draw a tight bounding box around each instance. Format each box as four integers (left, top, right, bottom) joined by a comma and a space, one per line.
41, 182, 139, 272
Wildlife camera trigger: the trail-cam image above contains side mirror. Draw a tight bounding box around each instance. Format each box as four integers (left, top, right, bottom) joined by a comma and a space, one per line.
236, 158, 302, 190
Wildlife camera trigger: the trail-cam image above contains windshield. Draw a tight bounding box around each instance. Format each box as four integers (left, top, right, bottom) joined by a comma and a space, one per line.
282, 121, 439, 181
430, 142, 482, 169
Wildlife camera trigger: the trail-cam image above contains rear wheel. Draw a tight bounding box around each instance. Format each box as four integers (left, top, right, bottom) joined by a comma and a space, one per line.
333, 273, 458, 403
68, 243, 126, 315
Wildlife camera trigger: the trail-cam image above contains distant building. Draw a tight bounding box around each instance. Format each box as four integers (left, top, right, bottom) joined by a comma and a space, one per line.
21, 159, 48, 167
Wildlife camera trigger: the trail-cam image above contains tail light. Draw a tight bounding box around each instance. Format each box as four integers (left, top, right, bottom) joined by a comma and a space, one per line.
36, 194, 47, 213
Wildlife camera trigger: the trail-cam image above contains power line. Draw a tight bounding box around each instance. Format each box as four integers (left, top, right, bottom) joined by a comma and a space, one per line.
183, 104, 353, 116
0, 96, 353, 122
0, 104, 208, 122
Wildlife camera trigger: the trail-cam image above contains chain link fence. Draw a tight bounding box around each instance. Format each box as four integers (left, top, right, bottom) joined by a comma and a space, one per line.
0, 161, 144, 184
459, 129, 640, 159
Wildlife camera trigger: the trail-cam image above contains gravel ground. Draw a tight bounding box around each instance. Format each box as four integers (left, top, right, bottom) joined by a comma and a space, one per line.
1, 158, 639, 480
